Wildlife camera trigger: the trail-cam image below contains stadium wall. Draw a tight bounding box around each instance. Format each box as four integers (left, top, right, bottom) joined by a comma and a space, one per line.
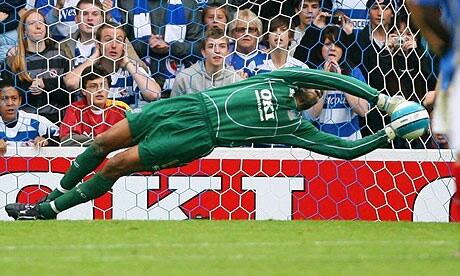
0, 147, 456, 222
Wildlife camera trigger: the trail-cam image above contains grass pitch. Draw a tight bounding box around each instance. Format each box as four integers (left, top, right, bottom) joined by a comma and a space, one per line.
0, 220, 459, 275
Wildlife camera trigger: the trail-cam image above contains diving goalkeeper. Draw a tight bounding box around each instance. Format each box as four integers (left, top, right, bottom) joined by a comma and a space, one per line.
6, 68, 411, 220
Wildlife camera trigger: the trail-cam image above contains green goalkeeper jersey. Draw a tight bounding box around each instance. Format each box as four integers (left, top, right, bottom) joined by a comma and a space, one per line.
128, 68, 390, 170
200, 67, 389, 159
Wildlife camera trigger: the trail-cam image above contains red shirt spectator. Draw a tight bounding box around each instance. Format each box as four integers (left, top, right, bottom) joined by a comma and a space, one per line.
60, 65, 130, 146
60, 98, 129, 141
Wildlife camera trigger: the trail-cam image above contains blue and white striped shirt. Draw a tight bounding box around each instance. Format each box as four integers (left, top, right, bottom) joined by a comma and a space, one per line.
109, 66, 151, 108
316, 91, 362, 141
226, 44, 268, 77
0, 110, 59, 145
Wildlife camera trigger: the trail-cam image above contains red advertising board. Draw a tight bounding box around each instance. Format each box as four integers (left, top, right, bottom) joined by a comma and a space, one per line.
0, 148, 456, 222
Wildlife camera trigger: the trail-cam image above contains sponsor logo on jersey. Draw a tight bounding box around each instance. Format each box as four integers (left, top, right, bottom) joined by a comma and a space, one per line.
325, 92, 349, 107
255, 89, 275, 121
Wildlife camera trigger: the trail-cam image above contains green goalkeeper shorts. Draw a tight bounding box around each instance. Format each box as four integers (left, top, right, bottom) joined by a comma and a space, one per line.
126, 94, 216, 171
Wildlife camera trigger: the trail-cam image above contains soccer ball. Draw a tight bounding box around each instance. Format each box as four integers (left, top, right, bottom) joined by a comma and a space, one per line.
390, 101, 430, 140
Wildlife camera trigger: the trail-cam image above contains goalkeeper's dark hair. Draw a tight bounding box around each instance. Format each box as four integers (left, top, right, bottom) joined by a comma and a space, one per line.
81, 66, 111, 90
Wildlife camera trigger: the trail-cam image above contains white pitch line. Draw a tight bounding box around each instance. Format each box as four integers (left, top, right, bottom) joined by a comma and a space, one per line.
0, 253, 453, 263
0, 255, 251, 263
0, 240, 454, 252
312, 240, 454, 246
0, 241, 296, 251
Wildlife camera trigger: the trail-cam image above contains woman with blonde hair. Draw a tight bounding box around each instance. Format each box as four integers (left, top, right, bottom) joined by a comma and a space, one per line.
2, 9, 70, 124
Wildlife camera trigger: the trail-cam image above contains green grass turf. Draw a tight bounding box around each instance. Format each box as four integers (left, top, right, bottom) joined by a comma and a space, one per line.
0, 220, 459, 275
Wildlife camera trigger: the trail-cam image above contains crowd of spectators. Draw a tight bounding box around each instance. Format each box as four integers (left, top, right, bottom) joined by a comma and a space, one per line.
0, 0, 445, 150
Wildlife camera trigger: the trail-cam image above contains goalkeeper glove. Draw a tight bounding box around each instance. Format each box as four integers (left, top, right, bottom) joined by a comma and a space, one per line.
377, 94, 405, 116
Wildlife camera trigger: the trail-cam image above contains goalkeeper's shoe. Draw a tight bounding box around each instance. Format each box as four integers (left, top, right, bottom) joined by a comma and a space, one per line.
377, 94, 405, 116
4, 203, 55, 220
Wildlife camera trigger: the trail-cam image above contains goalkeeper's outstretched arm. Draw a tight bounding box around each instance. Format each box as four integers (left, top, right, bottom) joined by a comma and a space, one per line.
254, 68, 403, 115
266, 121, 393, 160
254, 68, 380, 103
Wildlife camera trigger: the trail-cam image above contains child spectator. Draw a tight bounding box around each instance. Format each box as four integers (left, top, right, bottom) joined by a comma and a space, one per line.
293, 0, 354, 68
307, 26, 368, 140
291, 0, 323, 56
202, 3, 229, 31
64, 22, 161, 108
171, 27, 242, 97
192, 3, 230, 60
237, 0, 299, 33
0, 83, 59, 151
256, 16, 307, 74
2, 9, 70, 124
226, 9, 267, 77
60, 66, 129, 146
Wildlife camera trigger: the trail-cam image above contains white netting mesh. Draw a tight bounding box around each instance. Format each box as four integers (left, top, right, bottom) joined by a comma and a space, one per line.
0, 0, 456, 221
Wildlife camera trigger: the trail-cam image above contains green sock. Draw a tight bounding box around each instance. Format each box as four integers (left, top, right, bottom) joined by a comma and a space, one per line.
43, 173, 115, 216
46, 144, 108, 202
38, 202, 57, 219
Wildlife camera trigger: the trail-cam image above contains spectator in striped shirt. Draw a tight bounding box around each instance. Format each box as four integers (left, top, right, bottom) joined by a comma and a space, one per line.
64, 22, 161, 108
1, 9, 71, 124
226, 9, 268, 77
60, 66, 130, 146
0, 83, 59, 155
306, 26, 368, 141
57, 0, 146, 72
